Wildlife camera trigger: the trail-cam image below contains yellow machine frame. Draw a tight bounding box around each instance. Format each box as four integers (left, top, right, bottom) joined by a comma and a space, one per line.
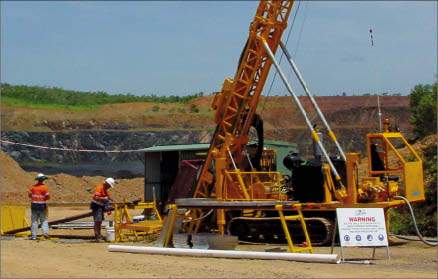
164, 203, 314, 254
113, 201, 162, 242
177, 0, 425, 249
1, 206, 30, 236
189, 0, 295, 235
365, 131, 424, 202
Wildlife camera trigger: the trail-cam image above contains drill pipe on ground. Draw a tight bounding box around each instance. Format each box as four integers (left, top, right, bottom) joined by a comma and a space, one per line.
3, 211, 94, 235
108, 245, 341, 264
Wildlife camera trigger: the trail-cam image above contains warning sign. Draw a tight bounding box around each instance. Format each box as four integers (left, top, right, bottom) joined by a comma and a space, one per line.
336, 208, 388, 247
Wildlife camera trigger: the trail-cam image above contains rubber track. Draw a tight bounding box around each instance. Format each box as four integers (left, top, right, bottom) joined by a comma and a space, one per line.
227, 216, 334, 246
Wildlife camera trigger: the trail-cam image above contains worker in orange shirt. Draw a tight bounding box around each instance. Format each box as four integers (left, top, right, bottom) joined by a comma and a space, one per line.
29, 173, 51, 240
90, 177, 117, 242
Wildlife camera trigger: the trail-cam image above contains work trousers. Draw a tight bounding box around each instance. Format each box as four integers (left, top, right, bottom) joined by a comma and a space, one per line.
31, 209, 49, 238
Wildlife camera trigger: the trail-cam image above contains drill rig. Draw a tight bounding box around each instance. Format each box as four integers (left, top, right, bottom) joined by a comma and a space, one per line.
179, 0, 425, 245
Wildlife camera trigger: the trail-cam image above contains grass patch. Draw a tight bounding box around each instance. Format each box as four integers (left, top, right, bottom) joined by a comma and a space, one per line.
2, 97, 102, 111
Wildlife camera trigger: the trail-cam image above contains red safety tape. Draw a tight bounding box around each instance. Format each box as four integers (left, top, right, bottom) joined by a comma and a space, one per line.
0, 139, 143, 153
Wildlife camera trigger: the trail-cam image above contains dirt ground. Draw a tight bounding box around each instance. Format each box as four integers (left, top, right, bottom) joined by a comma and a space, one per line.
1, 209, 437, 279
2, 140, 437, 278
1, 208, 437, 278
1, 151, 144, 205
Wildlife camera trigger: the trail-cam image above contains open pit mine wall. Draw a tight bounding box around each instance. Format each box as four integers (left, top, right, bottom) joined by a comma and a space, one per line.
0, 130, 210, 178
1, 124, 414, 178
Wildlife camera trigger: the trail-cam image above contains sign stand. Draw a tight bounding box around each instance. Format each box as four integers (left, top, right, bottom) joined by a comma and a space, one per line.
372, 245, 391, 260
331, 208, 390, 261
330, 217, 337, 255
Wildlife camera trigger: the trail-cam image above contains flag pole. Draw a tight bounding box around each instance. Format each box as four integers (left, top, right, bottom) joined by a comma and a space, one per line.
370, 28, 382, 132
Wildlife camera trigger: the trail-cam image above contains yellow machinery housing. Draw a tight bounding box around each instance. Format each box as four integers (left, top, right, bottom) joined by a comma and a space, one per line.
169, 0, 425, 247
113, 201, 162, 242
1, 206, 30, 237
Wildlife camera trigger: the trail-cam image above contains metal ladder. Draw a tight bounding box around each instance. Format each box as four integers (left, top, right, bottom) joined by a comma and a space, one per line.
276, 204, 314, 253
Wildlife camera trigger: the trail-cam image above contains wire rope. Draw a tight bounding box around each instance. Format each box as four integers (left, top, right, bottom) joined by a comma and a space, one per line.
259, 0, 302, 118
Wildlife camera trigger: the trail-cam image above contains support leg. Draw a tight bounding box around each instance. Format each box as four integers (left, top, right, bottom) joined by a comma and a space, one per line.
330, 217, 338, 254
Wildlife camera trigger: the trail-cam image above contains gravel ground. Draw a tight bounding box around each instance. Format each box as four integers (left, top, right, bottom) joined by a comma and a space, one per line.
1, 233, 436, 278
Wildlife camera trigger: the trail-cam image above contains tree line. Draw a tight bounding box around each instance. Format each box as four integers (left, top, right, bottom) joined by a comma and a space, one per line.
1, 83, 205, 107
408, 82, 437, 138
391, 81, 437, 237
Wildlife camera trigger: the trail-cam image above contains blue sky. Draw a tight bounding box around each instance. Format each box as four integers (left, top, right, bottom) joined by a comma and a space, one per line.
1, 1, 437, 96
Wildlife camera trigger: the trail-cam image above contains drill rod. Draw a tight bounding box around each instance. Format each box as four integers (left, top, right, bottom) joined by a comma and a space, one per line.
260, 37, 344, 185
280, 41, 346, 162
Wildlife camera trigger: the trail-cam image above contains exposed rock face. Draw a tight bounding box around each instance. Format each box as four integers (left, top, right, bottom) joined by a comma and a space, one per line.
1, 125, 413, 178
1, 130, 212, 177
1, 96, 413, 177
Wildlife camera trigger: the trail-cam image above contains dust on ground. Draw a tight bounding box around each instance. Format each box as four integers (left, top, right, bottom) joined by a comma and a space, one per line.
1, 231, 437, 278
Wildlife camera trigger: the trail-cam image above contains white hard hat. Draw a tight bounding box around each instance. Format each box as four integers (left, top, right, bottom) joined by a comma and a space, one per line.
35, 173, 48, 181
105, 177, 117, 188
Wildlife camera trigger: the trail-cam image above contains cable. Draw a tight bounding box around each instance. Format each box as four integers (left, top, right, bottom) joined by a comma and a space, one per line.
182, 209, 214, 223
390, 233, 438, 243
259, 0, 302, 118
292, 0, 309, 59
393, 195, 438, 247
0, 139, 142, 153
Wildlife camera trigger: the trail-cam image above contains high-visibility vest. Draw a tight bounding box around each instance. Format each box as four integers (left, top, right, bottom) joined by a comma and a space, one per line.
91, 184, 110, 206
29, 183, 50, 204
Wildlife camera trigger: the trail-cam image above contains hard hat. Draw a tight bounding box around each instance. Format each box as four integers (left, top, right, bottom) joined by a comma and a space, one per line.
35, 173, 48, 181
105, 177, 117, 188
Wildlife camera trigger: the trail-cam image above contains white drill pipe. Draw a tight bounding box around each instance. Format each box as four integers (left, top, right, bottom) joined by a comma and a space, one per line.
260, 37, 343, 184
108, 245, 341, 264
280, 41, 346, 162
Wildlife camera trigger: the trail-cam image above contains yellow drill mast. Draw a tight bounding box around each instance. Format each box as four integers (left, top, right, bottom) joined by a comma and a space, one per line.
193, 1, 294, 199
183, 0, 425, 242
189, 0, 295, 234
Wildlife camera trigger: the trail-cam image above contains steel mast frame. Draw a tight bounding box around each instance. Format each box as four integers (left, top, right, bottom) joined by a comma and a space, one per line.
193, 1, 294, 201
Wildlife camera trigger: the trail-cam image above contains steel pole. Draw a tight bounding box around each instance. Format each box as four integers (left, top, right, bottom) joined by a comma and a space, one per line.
260, 37, 344, 186
280, 41, 346, 161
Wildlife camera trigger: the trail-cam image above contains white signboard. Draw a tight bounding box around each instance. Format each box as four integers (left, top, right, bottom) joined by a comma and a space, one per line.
336, 208, 388, 247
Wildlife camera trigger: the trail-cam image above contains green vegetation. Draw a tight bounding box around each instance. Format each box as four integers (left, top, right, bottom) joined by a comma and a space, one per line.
390, 82, 437, 237
1, 96, 101, 111
390, 139, 437, 237
1, 83, 205, 109
408, 83, 437, 138
189, 104, 199, 113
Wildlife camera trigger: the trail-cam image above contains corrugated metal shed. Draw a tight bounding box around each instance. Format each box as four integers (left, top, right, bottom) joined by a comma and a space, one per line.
142, 141, 297, 211
143, 144, 210, 210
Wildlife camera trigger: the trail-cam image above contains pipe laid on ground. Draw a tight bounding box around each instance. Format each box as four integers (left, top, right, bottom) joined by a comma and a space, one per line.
4, 211, 94, 235
108, 245, 341, 264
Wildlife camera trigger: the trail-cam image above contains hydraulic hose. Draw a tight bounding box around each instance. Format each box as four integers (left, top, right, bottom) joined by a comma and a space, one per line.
182, 209, 214, 223
393, 196, 438, 247
390, 233, 438, 243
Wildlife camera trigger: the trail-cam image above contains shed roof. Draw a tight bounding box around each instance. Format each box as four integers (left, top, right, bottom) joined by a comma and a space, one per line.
139, 143, 210, 153
140, 141, 296, 153
264, 140, 297, 147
